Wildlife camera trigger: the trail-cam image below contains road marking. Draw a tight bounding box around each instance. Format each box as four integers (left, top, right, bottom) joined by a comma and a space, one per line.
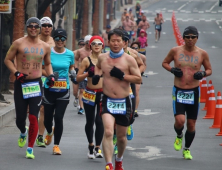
136, 109, 159, 116
127, 146, 169, 161
177, 3, 187, 11
218, 10, 222, 13
209, 1, 218, 12
211, 46, 217, 48
148, 46, 157, 49
145, 71, 158, 75
198, 11, 204, 13
211, 11, 217, 13
180, 10, 186, 12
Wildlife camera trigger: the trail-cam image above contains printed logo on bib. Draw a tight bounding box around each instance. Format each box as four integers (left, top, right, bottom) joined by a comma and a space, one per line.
50, 77, 67, 92
82, 90, 96, 106
21, 81, 41, 99
155, 25, 160, 29
177, 90, 194, 104
107, 98, 126, 115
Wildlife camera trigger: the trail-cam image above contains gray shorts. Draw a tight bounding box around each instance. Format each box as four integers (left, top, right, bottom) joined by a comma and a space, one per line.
79, 80, 87, 89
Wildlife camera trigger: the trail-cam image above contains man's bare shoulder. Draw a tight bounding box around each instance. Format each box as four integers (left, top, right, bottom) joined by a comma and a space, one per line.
195, 46, 208, 56
98, 52, 108, 60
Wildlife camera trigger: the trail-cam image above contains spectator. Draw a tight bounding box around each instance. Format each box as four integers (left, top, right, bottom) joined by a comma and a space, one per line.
135, 1, 141, 18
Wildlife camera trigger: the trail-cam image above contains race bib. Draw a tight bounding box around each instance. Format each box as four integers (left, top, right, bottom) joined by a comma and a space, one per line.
41, 76, 46, 87
177, 90, 194, 104
105, 46, 110, 52
82, 89, 96, 106
107, 98, 126, 115
155, 25, 160, 29
50, 77, 67, 92
129, 87, 134, 98
21, 81, 41, 99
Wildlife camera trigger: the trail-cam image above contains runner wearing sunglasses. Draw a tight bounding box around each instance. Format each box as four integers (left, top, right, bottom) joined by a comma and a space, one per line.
130, 42, 147, 117
43, 28, 76, 155
162, 26, 212, 160
4, 17, 55, 159
35, 17, 55, 148
72, 35, 92, 115
76, 36, 104, 159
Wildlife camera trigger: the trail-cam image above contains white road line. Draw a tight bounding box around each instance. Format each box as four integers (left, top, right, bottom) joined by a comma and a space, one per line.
209, 1, 218, 12
177, 3, 187, 11
218, 10, 222, 12
194, 20, 200, 21
180, 10, 186, 12
211, 11, 217, 13
198, 11, 204, 13
168, 10, 173, 12
186, 11, 191, 13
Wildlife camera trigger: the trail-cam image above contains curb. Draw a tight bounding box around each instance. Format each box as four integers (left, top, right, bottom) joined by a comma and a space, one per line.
0, 104, 15, 129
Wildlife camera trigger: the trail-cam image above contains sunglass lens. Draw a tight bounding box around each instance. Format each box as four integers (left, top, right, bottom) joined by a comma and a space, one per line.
42, 24, 52, 28
61, 37, 66, 41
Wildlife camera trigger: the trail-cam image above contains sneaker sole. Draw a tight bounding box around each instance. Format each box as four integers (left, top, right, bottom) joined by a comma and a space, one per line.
95, 154, 103, 158
37, 144, 46, 148
53, 152, 62, 155
26, 155, 35, 159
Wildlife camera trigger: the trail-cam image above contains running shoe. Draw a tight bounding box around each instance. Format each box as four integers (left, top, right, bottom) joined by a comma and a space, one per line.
78, 108, 85, 115
105, 163, 114, 170
26, 148, 35, 159
115, 160, 124, 170
36, 135, 46, 147
18, 126, 28, 148
88, 145, 95, 159
53, 145, 62, 155
73, 98, 78, 107
113, 134, 117, 145
174, 136, 183, 151
94, 147, 103, 158
114, 145, 118, 155
44, 127, 54, 146
127, 125, 134, 140
183, 149, 193, 160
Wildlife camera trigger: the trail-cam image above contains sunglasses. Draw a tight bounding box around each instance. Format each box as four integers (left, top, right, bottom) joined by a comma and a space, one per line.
42, 24, 52, 28
91, 42, 103, 46
85, 41, 89, 44
54, 36, 66, 42
79, 43, 85, 46
27, 25, 40, 29
131, 47, 138, 50
184, 35, 197, 39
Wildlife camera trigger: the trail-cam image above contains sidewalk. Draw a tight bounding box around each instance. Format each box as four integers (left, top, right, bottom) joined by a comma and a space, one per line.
0, 91, 15, 129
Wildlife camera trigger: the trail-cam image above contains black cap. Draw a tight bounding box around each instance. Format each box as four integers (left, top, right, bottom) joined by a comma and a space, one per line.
183, 26, 198, 38
53, 28, 67, 38
78, 38, 84, 45
122, 30, 129, 42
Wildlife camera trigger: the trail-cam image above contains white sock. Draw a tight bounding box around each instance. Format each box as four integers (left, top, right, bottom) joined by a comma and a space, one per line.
116, 156, 123, 162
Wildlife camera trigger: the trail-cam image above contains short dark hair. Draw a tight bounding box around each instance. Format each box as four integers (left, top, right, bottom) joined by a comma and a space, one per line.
130, 42, 140, 49
108, 28, 124, 41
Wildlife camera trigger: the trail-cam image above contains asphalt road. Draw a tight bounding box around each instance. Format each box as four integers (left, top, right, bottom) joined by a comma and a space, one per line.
1, 0, 222, 170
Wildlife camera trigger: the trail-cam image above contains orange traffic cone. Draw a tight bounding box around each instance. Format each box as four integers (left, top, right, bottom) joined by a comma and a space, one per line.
203, 85, 216, 119
200, 78, 207, 103
216, 117, 222, 136
202, 80, 212, 111
210, 92, 222, 128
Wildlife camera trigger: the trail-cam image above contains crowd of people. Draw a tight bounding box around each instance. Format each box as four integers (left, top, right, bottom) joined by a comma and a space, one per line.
3, 2, 212, 169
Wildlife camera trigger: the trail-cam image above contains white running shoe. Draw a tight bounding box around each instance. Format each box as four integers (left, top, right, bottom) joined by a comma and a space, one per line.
73, 98, 78, 107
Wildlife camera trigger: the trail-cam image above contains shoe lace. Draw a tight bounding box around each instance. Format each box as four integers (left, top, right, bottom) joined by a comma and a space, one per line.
54, 146, 60, 152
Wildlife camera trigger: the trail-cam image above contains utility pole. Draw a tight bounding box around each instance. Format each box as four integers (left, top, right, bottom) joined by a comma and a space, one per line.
82, 0, 88, 37
99, 0, 104, 34
93, 0, 100, 35
88, 0, 92, 35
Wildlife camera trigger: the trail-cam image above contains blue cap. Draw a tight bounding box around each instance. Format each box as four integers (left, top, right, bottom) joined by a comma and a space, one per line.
106, 25, 111, 29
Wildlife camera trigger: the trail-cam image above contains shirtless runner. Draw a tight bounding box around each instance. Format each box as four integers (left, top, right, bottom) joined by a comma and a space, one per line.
93, 28, 142, 170
154, 13, 164, 42
4, 17, 54, 159
36, 16, 55, 148
162, 26, 212, 160
72, 35, 92, 115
